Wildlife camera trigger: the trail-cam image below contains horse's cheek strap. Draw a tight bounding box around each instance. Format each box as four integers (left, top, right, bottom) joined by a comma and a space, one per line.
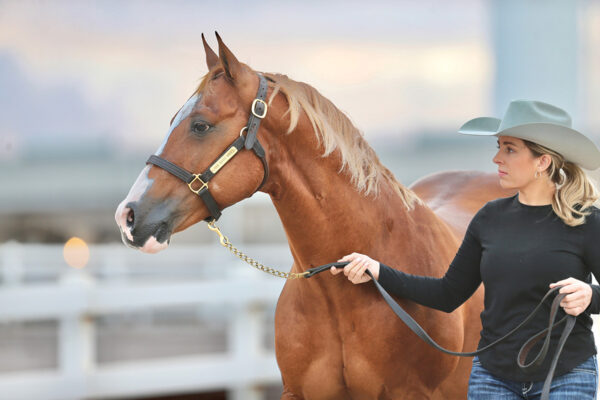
245, 75, 268, 150
253, 140, 269, 190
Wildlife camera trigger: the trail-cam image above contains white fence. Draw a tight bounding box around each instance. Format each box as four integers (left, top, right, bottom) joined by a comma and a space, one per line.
0, 242, 292, 400
3, 242, 600, 400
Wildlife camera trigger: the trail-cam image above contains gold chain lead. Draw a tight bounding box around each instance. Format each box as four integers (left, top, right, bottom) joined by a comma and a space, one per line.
207, 221, 308, 279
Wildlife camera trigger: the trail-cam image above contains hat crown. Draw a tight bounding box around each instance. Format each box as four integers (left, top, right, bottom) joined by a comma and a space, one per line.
498, 100, 572, 132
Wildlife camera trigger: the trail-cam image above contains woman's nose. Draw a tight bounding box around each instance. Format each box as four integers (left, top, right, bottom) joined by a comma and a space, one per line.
493, 150, 502, 165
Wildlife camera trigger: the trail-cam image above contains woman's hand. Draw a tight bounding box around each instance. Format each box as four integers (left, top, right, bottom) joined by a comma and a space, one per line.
330, 252, 380, 283
549, 277, 593, 316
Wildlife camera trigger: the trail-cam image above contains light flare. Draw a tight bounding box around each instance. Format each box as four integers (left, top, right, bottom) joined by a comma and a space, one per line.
63, 237, 90, 269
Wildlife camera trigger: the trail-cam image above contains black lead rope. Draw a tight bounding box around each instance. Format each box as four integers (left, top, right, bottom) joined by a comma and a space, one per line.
305, 262, 576, 400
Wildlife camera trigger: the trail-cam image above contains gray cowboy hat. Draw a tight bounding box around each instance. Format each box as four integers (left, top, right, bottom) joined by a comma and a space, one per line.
458, 99, 600, 170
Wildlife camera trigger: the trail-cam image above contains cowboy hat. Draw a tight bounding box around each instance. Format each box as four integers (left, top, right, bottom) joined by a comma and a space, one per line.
458, 99, 600, 170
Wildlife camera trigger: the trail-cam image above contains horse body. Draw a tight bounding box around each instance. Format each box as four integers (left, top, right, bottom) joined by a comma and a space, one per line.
265, 109, 514, 398
410, 170, 517, 238
115, 34, 516, 399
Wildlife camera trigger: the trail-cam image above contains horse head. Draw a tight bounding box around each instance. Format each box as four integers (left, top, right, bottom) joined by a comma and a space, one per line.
115, 33, 276, 253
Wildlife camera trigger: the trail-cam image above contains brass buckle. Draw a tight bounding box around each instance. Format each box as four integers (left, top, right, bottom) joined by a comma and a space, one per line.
188, 174, 208, 194
251, 99, 267, 119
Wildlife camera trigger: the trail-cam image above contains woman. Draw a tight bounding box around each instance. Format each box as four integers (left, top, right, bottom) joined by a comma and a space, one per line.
331, 100, 600, 399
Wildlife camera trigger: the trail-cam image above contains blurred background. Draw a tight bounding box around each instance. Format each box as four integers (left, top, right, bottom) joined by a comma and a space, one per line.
1, 0, 600, 399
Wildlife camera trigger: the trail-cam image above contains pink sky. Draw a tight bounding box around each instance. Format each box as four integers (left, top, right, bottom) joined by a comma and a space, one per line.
0, 0, 494, 154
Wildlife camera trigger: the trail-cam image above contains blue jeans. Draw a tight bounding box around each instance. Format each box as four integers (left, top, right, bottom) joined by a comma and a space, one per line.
467, 355, 598, 399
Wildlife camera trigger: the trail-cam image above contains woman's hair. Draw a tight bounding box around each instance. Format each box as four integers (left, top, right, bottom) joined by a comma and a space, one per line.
524, 140, 600, 226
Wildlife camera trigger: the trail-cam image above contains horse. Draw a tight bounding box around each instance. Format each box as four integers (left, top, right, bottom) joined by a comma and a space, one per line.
115, 33, 516, 399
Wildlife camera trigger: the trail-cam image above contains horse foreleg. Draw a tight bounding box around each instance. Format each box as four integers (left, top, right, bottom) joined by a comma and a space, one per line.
431, 356, 471, 400
432, 289, 484, 399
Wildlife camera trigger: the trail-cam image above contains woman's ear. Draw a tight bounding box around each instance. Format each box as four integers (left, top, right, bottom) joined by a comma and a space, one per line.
538, 154, 553, 172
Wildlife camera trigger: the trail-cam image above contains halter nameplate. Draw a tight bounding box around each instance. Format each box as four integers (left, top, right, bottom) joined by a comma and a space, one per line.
146, 74, 270, 222
210, 147, 238, 174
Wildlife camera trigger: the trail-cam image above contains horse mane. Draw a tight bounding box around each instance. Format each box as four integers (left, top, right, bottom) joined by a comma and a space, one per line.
264, 72, 421, 210
197, 68, 422, 210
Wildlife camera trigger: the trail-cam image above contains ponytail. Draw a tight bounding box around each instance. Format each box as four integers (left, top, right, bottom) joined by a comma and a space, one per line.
524, 140, 599, 227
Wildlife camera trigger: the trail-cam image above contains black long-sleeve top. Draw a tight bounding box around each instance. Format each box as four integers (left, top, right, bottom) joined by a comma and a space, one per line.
378, 193, 600, 381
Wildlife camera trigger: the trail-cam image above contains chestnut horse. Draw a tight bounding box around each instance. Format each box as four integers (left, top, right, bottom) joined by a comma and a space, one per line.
115, 34, 515, 399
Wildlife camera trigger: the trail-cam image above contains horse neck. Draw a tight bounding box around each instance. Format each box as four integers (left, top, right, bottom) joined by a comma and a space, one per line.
261, 120, 454, 276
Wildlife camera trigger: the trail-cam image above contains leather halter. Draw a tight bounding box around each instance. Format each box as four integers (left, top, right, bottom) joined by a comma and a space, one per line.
147, 74, 270, 222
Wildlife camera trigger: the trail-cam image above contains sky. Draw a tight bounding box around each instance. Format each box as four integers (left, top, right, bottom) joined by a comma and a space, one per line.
1, 0, 600, 229
0, 0, 492, 157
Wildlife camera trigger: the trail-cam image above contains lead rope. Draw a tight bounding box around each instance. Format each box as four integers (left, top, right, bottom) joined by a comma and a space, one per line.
207, 221, 308, 279
207, 221, 574, 400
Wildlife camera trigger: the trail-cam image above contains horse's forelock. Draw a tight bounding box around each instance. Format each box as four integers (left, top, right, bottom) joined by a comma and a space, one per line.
195, 67, 226, 95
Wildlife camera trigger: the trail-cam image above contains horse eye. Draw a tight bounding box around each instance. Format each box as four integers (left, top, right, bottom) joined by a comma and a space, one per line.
192, 122, 211, 134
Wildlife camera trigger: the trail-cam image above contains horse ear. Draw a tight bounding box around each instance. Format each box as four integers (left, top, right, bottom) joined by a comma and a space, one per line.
202, 33, 219, 71
215, 31, 242, 81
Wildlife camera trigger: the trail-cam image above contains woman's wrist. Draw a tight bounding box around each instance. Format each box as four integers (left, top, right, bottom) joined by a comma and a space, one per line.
373, 261, 381, 281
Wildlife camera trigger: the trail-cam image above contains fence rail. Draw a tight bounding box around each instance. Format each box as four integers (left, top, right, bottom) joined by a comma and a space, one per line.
6, 242, 600, 399
0, 243, 290, 400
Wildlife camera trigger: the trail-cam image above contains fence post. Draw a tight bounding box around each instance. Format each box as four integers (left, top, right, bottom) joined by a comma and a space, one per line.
0, 241, 24, 287
227, 300, 266, 400
58, 269, 96, 400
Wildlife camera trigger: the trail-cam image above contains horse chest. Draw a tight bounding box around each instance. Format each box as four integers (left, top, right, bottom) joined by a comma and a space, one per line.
275, 283, 462, 399
275, 284, 404, 398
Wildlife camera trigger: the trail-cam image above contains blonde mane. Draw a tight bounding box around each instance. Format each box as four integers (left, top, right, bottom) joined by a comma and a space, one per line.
264, 72, 421, 210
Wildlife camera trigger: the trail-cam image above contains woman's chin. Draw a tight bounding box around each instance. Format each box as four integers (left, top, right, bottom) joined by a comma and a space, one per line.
498, 178, 513, 190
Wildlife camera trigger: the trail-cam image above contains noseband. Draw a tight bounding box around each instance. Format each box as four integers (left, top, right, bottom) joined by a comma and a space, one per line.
146, 74, 270, 222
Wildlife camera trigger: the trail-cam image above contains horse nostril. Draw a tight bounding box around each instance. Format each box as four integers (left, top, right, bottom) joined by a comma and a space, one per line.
126, 208, 135, 228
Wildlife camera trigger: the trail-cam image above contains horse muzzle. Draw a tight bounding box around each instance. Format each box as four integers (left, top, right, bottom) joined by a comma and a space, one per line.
115, 198, 175, 253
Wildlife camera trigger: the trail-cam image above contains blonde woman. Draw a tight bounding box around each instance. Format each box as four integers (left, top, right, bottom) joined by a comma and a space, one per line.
332, 100, 600, 399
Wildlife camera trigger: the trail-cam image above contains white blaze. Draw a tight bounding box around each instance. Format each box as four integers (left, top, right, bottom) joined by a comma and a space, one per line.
155, 93, 200, 156
116, 94, 200, 244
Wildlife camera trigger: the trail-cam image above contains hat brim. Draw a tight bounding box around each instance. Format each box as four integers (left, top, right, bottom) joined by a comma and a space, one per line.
459, 118, 600, 170
458, 117, 501, 136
